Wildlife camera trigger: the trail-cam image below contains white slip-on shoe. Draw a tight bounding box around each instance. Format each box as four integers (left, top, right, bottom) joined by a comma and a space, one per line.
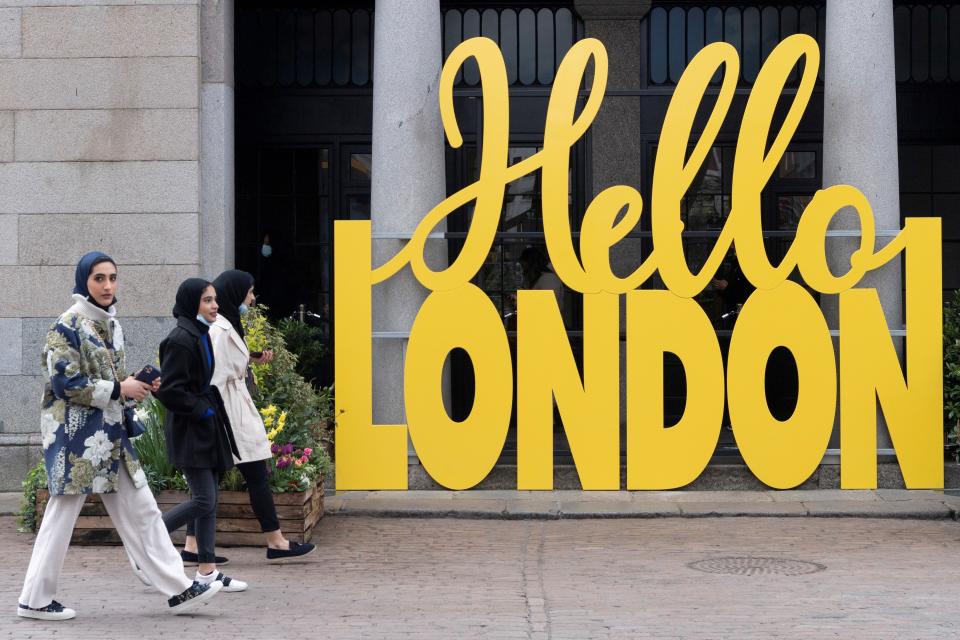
17, 600, 76, 621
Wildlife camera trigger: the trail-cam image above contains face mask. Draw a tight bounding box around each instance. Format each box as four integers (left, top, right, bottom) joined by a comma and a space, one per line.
261, 244, 273, 258
239, 304, 249, 315
196, 314, 212, 327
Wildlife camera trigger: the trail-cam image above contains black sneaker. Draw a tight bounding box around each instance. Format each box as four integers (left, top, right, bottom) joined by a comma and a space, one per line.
266, 541, 317, 562
180, 550, 230, 566
17, 600, 76, 621
168, 580, 222, 615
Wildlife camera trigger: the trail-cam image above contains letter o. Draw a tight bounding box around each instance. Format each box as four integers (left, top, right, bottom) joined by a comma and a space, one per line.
727, 281, 836, 489
405, 284, 513, 489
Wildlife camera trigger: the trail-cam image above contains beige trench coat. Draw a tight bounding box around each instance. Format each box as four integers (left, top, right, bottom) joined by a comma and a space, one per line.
209, 315, 272, 463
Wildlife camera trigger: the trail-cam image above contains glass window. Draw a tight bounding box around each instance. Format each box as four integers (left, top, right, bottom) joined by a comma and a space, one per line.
537, 8, 555, 85
555, 8, 575, 68
314, 10, 332, 85
668, 7, 685, 83
649, 7, 668, 84
518, 9, 537, 85
686, 8, 704, 64
349, 153, 372, 185
931, 6, 949, 82
777, 195, 813, 230
911, 6, 930, 82
347, 194, 370, 220
277, 10, 296, 86
296, 9, 314, 87
742, 7, 760, 82
932, 146, 960, 192
500, 9, 518, 84
778, 151, 816, 179
351, 10, 371, 86
332, 9, 351, 86
951, 6, 960, 82
462, 9, 481, 86
444, 10, 463, 85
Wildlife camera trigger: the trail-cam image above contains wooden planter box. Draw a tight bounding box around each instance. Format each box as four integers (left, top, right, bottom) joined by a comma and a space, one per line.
35, 476, 324, 546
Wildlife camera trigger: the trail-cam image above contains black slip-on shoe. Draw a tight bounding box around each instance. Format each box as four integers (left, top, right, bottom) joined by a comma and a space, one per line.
266, 541, 317, 562
180, 550, 230, 566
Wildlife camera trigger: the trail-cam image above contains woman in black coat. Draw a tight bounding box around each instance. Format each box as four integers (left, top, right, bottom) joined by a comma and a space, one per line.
156, 278, 247, 593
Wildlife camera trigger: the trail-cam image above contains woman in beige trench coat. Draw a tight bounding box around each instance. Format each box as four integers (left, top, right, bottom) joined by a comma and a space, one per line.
176, 270, 317, 564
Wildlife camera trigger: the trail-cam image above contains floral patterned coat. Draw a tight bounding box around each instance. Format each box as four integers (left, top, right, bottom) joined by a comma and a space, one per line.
40, 296, 147, 495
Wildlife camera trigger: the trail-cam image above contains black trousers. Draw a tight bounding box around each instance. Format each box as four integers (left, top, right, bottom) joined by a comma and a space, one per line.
184, 460, 280, 538
162, 467, 219, 564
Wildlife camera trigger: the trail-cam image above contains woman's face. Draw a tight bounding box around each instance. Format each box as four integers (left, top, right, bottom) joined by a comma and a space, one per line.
86, 262, 118, 308
198, 286, 219, 323
243, 286, 255, 307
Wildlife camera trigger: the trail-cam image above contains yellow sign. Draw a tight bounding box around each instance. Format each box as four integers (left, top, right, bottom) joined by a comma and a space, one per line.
334, 35, 943, 491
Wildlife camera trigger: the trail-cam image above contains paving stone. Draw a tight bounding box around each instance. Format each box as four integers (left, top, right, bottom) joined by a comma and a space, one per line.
802, 500, 953, 519
559, 501, 681, 517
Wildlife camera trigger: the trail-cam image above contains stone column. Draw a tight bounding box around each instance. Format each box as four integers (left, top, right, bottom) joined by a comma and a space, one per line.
822, 0, 901, 450
574, 0, 651, 444
370, 1, 447, 450
200, 0, 235, 277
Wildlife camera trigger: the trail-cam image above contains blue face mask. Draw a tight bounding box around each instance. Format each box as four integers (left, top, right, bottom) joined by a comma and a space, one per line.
196, 314, 212, 327
239, 304, 249, 315
261, 244, 273, 258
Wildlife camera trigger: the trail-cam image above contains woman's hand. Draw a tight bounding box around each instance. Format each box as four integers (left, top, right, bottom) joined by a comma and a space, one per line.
120, 376, 151, 402
151, 377, 162, 393
251, 349, 274, 365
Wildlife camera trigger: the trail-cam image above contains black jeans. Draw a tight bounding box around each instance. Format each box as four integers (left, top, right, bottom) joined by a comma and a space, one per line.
184, 460, 280, 538
162, 467, 219, 564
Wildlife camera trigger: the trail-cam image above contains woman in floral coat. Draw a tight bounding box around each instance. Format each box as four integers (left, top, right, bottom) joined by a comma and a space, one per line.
17, 252, 223, 621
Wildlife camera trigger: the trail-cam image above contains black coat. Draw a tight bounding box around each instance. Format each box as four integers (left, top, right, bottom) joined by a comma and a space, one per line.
156, 316, 240, 472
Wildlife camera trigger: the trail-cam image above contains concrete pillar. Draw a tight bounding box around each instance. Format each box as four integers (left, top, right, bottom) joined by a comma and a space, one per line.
822, 0, 901, 450
371, 1, 447, 442
200, 0, 235, 278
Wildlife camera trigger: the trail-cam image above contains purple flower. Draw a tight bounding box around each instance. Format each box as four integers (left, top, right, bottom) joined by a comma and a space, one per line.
276, 457, 290, 469
270, 443, 280, 455
281, 443, 295, 456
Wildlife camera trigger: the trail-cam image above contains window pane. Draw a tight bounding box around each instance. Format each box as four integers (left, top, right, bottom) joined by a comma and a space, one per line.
350, 153, 372, 185
952, 7, 960, 81
537, 8, 555, 84
555, 8, 574, 69
778, 151, 816, 179
352, 10, 371, 86
463, 9, 481, 85
911, 6, 929, 82
705, 7, 723, 44
295, 9, 314, 87
899, 145, 931, 191
347, 194, 370, 220
332, 9, 351, 86
295, 196, 320, 243
930, 6, 949, 82
932, 146, 960, 192
500, 9, 518, 84
934, 195, 960, 240
668, 7, 685, 83
261, 149, 294, 194
278, 10, 296, 86
315, 10, 332, 85
444, 10, 463, 85
761, 7, 779, 64
649, 7, 668, 84
686, 7, 704, 63
256, 9, 278, 86
742, 7, 760, 83
894, 6, 910, 82
777, 195, 813, 230
518, 9, 537, 85
482, 8, 498, 41
295, 149, 319, 195
724, 8, 742, 80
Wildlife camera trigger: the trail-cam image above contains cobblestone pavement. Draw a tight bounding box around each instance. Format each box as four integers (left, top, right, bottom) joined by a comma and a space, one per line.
2, 515, 959, 639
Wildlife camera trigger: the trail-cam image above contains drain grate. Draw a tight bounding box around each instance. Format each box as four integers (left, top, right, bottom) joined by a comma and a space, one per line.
687, 556, 826, 576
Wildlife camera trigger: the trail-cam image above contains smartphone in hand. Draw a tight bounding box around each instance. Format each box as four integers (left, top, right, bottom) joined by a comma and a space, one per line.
134, 364, 161, 385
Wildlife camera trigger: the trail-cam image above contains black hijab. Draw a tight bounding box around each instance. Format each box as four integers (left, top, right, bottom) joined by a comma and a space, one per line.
172, 278, 214, 333
212, 270, 254, 338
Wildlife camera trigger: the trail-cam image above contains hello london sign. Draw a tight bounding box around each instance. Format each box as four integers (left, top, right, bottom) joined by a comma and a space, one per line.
333, 35, 943, 491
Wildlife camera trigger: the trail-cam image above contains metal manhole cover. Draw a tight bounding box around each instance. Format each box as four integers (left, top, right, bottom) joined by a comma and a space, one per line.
687, 557, 826, 576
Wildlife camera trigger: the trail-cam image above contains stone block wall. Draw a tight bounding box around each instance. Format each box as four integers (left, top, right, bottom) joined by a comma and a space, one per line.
0, 0, 224, 490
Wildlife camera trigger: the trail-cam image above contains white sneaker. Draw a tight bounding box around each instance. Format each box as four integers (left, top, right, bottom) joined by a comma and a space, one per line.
17, 600, 76, 621
196, 569, 247, 593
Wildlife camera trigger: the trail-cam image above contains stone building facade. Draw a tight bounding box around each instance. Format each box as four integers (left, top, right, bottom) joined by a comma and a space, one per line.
0, 0, 957, 490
